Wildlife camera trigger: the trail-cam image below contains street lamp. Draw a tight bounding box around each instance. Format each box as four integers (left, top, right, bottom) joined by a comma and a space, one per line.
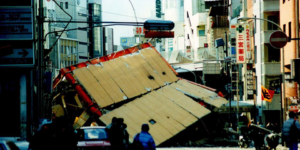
237, 17, 285, 126
173, 67, 197, 83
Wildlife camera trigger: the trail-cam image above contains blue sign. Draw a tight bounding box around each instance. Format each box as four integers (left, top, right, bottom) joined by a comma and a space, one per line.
0, 8, 33, 40
121, 38, 127, 46
231, 47, 236, 55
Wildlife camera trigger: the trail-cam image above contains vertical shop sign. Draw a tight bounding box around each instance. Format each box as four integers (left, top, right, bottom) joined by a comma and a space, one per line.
245, 24, 251, 59
236, 23, 251, 63
247, 64, 253, 100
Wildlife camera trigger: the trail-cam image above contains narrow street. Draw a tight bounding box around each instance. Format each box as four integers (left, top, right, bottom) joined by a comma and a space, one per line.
157, 148, 254, 150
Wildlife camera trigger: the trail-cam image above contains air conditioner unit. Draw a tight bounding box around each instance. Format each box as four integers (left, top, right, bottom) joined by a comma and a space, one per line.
291, 59, 300, 82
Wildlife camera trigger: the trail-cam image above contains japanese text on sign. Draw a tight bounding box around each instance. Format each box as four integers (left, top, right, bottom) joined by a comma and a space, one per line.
235, 23, 250, 63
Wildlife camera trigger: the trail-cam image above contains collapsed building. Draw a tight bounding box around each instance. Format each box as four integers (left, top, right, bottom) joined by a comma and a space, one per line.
51, 42, 229, 146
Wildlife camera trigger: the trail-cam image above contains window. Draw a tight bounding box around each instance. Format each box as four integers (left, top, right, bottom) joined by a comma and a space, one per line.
65, 2, 68, 9
289, 22, 291, 38
198, 25, 205, 36
254, 15, 256, 33
283, 24, 286, 33
268, 45, 280, 62
254, 46, 257, 64
60, 2, 63, 8
267, 16, 279, 30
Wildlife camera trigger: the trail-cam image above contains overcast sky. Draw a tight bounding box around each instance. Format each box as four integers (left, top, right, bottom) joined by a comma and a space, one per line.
102, 0, 156, 45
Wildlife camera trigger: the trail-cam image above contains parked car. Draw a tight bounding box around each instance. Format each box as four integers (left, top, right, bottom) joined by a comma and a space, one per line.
0, 140, 27, 150
76, 126, 111, 150
14, 141, 29, 150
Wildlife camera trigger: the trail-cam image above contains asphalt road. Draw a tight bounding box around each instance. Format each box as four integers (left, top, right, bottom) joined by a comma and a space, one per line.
157, 148, 255, 150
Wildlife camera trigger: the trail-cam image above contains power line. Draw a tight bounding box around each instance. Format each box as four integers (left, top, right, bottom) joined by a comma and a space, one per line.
44, 20, 144, 24
44, 23, 143, 40
53, 0, 150, 20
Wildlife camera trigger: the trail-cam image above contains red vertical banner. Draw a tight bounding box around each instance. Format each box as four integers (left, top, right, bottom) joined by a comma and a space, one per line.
245, 24, 251, 60
236, 23, 246, 63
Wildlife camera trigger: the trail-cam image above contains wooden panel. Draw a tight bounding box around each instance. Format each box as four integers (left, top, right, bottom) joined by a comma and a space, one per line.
140, 49, 173, 83
112, 58, 147, 94
81, 68, 114, 107
73, 110, 90, 129
177, 80, 228, 107
102, 61, 138, 98
147, 92, 197, 127
133, 54, 165, 87
73, 68, 112, 107
170, 83, 212, 102
142, 48, 178, 82
120, 56, 153, 91
132, 99, 175, 136
138, 95, 184, 135
99, 90, 206, 145
157, 86, 211, 119
88, 65, 126, 103
124, 103, 162, 144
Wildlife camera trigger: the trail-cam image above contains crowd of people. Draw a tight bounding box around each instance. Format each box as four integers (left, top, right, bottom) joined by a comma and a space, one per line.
105, 117, 156, 150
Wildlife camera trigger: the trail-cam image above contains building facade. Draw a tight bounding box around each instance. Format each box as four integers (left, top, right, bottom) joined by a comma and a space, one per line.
280, 0, 300, 121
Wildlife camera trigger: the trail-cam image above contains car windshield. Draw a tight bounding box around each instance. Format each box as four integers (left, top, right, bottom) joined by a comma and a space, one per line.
78, 128, 108, 141
0, 143, 6, 150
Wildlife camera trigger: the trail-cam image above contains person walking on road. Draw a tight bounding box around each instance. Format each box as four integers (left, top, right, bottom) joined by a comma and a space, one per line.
133, 124, 156, 150
282, 111, 300, 150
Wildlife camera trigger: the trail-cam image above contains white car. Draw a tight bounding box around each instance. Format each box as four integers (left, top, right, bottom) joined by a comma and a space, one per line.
76, 126, 111, 150
0, 140, 25, 150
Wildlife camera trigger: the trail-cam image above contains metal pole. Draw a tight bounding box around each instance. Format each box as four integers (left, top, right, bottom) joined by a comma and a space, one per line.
253, 16, 257, 124
225, 31, 228, 72
38, 0, 44, 119
229, 63, 232, 124
237, 69, 240, 133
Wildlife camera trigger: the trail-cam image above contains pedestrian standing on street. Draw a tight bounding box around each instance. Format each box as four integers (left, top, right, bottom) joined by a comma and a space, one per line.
123, 123, 130, 149
106, 117, 117, 130
110, 118, 125, 150
282, 111, 300, 150
133, 124, 156, 150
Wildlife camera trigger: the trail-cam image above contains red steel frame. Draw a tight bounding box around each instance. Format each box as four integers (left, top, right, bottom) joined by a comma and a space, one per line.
52, 42, 178, 117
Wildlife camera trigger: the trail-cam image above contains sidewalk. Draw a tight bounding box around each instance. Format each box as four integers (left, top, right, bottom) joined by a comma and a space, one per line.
276, 143, 300, 150
276, 144, 288, 150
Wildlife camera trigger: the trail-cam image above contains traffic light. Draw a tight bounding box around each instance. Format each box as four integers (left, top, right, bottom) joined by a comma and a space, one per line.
156, 0, 161, 18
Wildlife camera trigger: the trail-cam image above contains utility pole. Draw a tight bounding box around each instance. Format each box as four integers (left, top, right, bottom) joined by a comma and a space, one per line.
38, 0, 44, 119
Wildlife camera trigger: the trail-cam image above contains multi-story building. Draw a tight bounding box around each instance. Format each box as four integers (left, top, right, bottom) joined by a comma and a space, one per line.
163, 0, 184, 61
252, 0, 281, 125
231, 0, 281, 125
280, 0, 300, 121
0, 0, 39, 140
88, 0, 104, 58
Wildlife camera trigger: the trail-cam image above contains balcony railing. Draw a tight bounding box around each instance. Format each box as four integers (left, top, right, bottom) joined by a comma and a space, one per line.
262, 30, 279, 43
262, 0, 279, 12
262, 62, 280, 75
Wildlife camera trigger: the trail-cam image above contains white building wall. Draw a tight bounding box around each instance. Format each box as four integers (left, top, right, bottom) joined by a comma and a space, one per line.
253, 1, 262, 108
184, 0, 208, 61
163, 0, 184, 61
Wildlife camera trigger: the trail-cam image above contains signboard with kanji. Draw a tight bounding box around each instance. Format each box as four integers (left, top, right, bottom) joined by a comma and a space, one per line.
235, 23, 251, 63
